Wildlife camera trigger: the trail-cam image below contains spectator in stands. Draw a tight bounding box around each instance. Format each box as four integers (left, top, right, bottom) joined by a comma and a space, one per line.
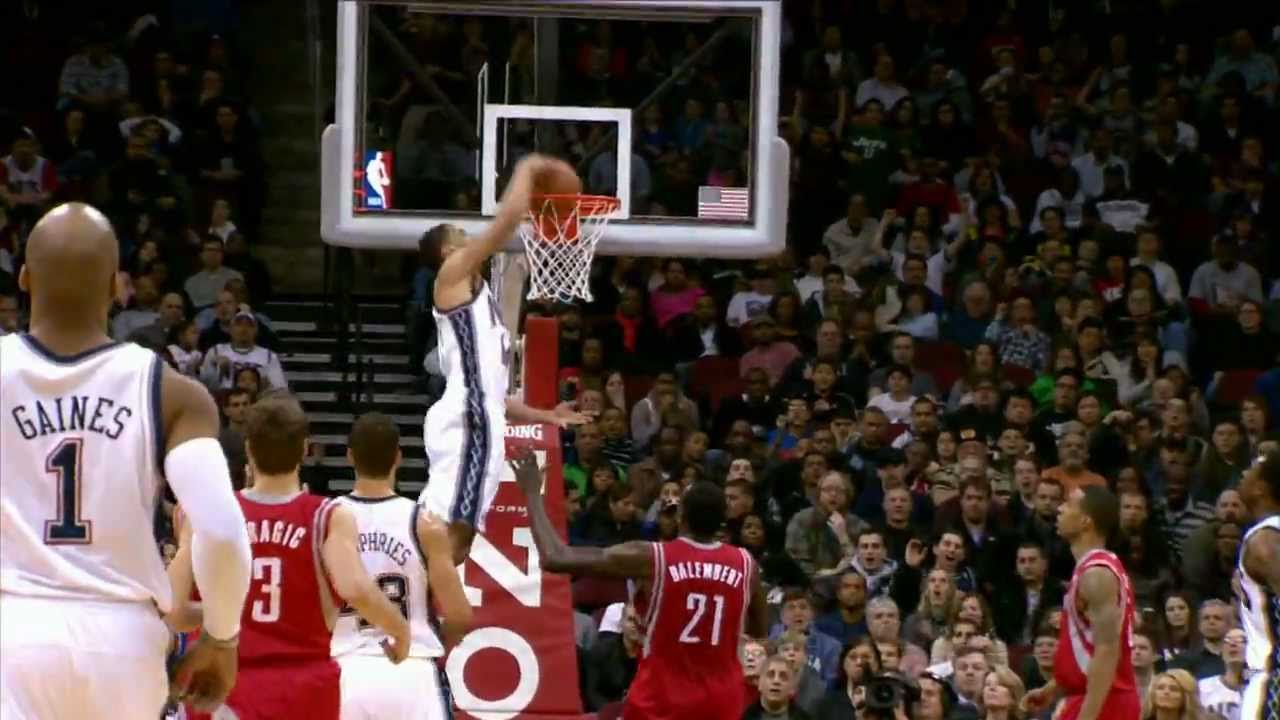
110, 274, 161, 341
744, 653, 809, 720
740, 314, 801, 388
814, 637, 880, 719
165, 319, 202, 376
195, 101, 263, 231
199, 305, 285, 391
785, 470, 867, 578
0, 288, 20, 335
648, 258, 704, 330
1144, 669, 1206, 720
1197, 626, 1246, 718
57, 29, 129, 113
1187, 233, 1264, 318
2, 131, 59, 231
1042, 430, 1106, 494
1169, 599, 1232, 679
824, 193, 879, 274
185, 237, 243, 309
867, 332, 939, 398
814, 570, 868, 644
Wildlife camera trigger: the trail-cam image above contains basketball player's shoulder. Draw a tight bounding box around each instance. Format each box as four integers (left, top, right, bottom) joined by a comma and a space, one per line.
157, 361, 220, 441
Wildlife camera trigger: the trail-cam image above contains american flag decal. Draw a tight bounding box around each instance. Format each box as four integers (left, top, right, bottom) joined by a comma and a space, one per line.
697, 186, 750, 220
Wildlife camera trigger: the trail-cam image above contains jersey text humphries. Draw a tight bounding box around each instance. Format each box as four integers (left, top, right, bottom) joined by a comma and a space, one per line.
356, 531, 412, 566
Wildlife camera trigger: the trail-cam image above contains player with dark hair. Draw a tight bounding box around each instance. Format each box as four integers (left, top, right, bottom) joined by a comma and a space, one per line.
417, 155, 589, 566
512, 452, 768, 720
1236, 450, 1280, 720
171, 396, 411, 720
1023, 485, 1140, 719
333, 411, 472, 720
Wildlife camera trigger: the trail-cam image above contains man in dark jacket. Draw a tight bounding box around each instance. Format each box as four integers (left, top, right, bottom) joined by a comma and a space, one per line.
992, 541, 1065, 645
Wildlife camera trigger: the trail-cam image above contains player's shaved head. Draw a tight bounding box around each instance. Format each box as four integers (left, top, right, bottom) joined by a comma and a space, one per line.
19, 203, 119, 323
681, 481, 726, 538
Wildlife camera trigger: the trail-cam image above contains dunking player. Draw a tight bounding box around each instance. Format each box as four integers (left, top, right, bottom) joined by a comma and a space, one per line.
0, 203, 252, 718
332, 412, 473, 720
512, 453, 768, 719
171, 397, 411, 720
1023, 486, 1141, 720
419, 154, 587, 563
1237, 449, 1280, 720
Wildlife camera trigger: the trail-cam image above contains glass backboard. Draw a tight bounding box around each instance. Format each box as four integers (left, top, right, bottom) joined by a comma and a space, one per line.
322, 0, 788, 258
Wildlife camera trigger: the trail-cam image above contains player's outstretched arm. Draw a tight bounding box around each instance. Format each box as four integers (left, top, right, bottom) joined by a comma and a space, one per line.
1243, 527, 1280, 596
511, 452, 653, 579
1076, 567, 1122, 720
506, 396, 592, 428
162, 367, 251, 643
323, 504, 412, 663
434, 154, 569, 308
164, 510, 203, 633
162, 367, 252, 710
417, 510, 474, 647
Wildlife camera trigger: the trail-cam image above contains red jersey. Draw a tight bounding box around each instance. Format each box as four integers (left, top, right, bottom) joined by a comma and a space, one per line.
1053, 548, 1141, 720
237, 490, 343, 664
625, 537, 755, 720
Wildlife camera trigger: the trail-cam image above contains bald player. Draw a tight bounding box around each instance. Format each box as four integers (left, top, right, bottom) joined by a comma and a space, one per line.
0, 203, 253, 719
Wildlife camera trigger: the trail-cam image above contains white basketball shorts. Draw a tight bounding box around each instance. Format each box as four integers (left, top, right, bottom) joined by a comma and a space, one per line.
0, 595, 170, 720
337, 655, 450, 720
422, 398, 505, 532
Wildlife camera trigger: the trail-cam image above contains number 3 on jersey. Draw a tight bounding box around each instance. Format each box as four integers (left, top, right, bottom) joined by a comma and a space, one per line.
251, 557, 283, 622
679, 593, 726, 646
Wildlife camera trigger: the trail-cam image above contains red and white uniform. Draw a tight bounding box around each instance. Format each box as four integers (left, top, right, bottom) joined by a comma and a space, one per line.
626, 537, 754, 720
0, 155, 57, 198
190, 489, 343, 720
1053, 548, 1141, 720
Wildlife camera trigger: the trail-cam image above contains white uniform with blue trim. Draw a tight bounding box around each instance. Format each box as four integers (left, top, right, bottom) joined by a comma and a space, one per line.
422, 281, 509, 532
1240, 514, 1280, 720
0, 333, 172, 719
332, 495, 449, 720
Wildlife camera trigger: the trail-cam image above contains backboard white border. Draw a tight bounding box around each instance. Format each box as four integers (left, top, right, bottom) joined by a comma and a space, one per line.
322, 0, 788, 259
480, 104, 632, 220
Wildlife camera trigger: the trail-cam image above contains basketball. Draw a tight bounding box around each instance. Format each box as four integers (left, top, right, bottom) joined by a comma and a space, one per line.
533, 159, 582, 240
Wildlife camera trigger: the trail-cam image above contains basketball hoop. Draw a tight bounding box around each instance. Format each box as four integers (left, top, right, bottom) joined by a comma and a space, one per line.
518, 193, 619, 304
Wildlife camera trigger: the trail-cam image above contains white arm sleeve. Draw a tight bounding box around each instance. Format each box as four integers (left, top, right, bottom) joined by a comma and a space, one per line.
166, 437, 252, 640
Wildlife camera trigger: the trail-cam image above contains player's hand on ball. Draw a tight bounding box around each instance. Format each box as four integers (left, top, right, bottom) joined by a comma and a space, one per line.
171, 635, 238, 712
509, 451, 543, 496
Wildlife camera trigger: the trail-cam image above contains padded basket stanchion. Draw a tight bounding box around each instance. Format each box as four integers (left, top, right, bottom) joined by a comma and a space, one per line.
518, 193, 620, 303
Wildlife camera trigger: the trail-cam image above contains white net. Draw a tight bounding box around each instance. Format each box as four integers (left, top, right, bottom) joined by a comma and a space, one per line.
517, 195, 618, 304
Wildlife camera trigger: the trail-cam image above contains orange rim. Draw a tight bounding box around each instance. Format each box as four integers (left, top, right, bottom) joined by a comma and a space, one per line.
530, 193, 620, 217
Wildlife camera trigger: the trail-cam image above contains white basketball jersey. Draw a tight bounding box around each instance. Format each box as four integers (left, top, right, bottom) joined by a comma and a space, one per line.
431, 281, 510, 414
1239, 514, 1280, 673
1198, 675, 1242, 720
0, 334, 171, 611
331, 495, 443, 659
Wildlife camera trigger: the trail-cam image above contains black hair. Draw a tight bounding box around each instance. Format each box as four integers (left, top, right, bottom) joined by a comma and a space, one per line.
1079, 485, 1120, 539
682, 481, 727, 538
822, 264, 846, 280
418, 224, 455, 271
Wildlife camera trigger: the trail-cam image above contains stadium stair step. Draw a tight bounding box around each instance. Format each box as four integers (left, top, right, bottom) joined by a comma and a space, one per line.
265, 295, 429, 496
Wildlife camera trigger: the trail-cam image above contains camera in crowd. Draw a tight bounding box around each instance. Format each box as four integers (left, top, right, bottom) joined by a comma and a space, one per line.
860, 671, 920, 718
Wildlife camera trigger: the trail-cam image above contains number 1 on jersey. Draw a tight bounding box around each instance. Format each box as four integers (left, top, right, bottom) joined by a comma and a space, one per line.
679, 593, 726, 645
44, 438, 91, 544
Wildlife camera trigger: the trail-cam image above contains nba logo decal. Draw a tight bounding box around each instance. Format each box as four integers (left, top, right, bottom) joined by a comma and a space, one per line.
355, 150, 393, 211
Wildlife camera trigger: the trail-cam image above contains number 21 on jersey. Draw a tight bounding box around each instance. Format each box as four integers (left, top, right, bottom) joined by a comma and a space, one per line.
679, 593, 727, 645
